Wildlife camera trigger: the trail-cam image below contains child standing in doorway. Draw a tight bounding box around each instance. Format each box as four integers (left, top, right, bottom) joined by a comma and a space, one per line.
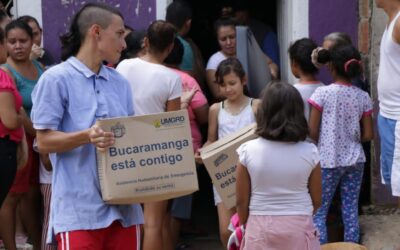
289, 38, 324, 122
309, 45, 373, 243
236, 81, 322, 250
198, 57, 259, 247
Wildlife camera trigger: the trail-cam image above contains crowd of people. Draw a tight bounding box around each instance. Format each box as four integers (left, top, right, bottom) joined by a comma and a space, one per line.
0, 0, 399, 249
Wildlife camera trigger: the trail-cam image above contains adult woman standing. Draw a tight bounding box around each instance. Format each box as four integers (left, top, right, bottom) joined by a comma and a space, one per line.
0, 27, 25, 209
117, 20, 181, 250
206, 18, 278, 102
0, 19, 43, 250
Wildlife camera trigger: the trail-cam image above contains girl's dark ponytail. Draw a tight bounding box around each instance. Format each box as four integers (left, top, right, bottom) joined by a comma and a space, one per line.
316, 49, 331, 64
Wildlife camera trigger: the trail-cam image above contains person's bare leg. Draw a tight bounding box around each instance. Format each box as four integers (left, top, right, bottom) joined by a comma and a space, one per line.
143, 200, 170, 250
169, 215, 182, 248
162, 213, 178, 250
19, 186, 42, 250
216, 203, 235, 248
0, 193, 22, 250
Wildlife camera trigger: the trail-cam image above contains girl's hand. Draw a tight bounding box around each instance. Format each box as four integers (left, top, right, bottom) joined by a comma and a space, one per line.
89, 125, 115, 152
181, 87, 198, 109
194, 150, 203, 165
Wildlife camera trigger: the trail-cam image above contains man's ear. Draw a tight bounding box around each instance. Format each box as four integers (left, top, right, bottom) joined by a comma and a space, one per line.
88, 24, 101, 40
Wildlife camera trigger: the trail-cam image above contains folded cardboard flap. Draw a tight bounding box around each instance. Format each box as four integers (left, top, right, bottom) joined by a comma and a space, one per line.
200, 123, 257, 156
200, 123, 257, 209
96, 110, 198, 204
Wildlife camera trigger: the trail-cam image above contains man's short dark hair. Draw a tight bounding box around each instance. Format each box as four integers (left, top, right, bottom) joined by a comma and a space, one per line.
60, 3, 123, 61
166, 0, 192, 30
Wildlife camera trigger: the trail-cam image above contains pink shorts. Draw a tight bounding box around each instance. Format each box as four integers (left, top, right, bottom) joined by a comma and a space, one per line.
241, 215, 320, 250
56, 221, 141, 250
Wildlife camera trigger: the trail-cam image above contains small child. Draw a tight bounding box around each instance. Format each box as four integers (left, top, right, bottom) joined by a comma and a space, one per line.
289, 38, 324, 121
309, 45, 373, 243
236, 81, 322, 250
199, 57, 259, 247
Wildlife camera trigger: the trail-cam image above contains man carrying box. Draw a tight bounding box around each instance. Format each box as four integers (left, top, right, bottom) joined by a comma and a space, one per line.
31, 3, 143, 250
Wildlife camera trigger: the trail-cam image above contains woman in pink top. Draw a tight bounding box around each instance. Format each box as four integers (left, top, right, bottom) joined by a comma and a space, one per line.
164, 37, 209, 248
0, 28, 25, 244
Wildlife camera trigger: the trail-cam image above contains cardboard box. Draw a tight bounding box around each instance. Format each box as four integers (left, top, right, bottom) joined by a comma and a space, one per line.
200, 123, 257, 209
96, 110, 198, 204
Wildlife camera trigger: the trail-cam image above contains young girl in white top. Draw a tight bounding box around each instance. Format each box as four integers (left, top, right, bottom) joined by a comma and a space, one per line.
289, 38, 324, 122
309, 45, 373, 243
200, 57, 259, 247
236, 81, 322, 250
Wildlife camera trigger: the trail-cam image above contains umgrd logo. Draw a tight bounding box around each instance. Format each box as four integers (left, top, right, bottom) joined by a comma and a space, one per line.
214, 153, 228, 167
111, 122, 126, 138
153, 116, 185, 128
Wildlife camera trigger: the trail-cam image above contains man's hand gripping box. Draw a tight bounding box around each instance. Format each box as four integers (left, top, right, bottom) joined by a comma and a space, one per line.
96, 110, 198, 204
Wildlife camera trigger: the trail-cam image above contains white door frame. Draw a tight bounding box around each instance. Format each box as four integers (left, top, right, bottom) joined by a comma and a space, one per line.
156, 0, 172, 20
277, 0, 309, 83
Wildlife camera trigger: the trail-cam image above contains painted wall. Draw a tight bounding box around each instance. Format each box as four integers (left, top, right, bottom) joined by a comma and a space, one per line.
308, 0, 359, 83
41, 0, 156, 62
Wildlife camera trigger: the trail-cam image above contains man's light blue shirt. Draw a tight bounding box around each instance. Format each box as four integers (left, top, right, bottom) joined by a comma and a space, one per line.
31, 57, 144, 237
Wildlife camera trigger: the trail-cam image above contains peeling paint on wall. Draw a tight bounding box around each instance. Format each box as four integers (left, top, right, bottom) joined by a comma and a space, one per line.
42, 0, 156, 62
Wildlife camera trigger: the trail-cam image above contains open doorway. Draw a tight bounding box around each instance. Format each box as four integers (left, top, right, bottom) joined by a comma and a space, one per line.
183, 0, 278, 68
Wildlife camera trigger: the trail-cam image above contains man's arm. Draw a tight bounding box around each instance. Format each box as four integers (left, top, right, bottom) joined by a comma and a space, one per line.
37, 125, 115, 154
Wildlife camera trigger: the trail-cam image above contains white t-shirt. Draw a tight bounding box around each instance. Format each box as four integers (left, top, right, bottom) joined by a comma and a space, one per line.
116, 58, 181, 115
237, 138, 319, 216
377, 11, 400, 120
206, 51, 227, 71
294, 82, 323, 122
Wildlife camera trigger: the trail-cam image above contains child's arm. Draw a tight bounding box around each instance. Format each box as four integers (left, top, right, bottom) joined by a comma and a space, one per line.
308, 106, 322, 143
361, 115, 373, 142
194, 103, 219, 164
236, 161, 251, 225
308, 163, 322, 214
166, 97, 181, 112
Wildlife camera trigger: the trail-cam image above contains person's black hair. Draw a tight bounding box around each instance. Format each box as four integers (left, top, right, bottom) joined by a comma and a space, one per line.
317, 45, 362, 80
256, 81, 308, 142
288, 38, 319, 75
213, 18, 236, 36
17, 15, 41, 30
166, 0, 192, 30
215, 57, 245, 85
164, 37, 184, 66
0, 28, 4, 43
60, 3, 123, 61
232, 0, 250, 12
0, 9, 8, 23
146, 20, 176, 54
119, 30, 145, 62
5, 20, 33, 39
